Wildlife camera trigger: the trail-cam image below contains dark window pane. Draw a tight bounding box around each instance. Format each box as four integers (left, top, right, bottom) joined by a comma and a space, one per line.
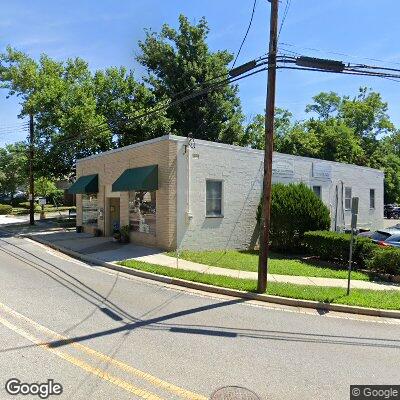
206, 180, 222, 216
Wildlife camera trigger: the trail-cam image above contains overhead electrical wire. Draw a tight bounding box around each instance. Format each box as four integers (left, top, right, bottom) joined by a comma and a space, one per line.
231, 0, 258, 68
55, 64, 270, 147
278, 0, 291, 39
279, 42, 400, 68
52, 53, 400, 149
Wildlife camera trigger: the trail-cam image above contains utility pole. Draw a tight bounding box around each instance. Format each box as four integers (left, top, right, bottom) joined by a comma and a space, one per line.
258, 0, 278, 293
29, 114, 35, 225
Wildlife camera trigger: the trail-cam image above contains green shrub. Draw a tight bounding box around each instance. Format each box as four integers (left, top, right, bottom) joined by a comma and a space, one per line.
303, 231, 377, 267
0, 204, 12, 215
367, 248, 400, 276
258, 183, 330, 251
303, 231, 350, 262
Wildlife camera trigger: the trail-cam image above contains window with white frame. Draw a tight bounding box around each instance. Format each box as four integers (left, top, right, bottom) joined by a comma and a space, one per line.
370, 189, 375, 209
206, 180, 223, 217
345, 187, 352, 210
312, 185, 322, 199
82, 194, 98, 225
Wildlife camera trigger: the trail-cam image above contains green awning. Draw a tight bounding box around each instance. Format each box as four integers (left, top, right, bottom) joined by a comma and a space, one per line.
112, 165, 158, 192
68, 174, 98, 194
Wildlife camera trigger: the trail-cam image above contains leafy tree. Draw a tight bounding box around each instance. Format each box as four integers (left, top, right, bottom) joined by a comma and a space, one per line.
93, 67, 172, 147
0, 47, 113, 177
238, 108, 292, 150
35, 177, 63, 204
137, 14, 244, 143
0, 142, 27, 203
305, 91, 342, 120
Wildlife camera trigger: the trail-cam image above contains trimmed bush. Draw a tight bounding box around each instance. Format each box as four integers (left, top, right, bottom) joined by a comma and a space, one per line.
367, 248, 400, 276
303, 231, 350, 262
258, 183, 330, 251
303, 231, 377, 268
0, 204, 12, 215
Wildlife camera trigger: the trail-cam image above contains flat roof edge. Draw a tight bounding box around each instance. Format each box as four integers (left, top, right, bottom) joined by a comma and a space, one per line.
76, 134, 172, 163
77, 134, 384, 175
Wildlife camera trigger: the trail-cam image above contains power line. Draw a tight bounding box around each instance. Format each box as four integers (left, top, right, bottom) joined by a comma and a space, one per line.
55, 64, 270, 147
277, 0, 291, 39
279, 42, 400, 68
232, 0, 258, 68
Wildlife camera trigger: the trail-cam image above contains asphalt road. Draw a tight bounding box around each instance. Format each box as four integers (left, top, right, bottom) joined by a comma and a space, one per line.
0, 232, 399, 400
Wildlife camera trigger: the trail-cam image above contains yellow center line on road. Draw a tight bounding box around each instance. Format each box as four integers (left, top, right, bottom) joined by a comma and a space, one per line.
0, 302, 208, 400
0, 315, 165, 400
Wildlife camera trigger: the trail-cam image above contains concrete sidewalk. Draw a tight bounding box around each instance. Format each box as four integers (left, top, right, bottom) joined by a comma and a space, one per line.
21, 230, 400, 292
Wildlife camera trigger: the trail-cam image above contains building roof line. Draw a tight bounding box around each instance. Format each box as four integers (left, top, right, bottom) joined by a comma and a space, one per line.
77, 134, 384, 175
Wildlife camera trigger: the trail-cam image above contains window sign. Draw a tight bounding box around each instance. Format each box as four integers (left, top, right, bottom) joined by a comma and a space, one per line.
82, 194, 98, 225
129, 191, 156, 235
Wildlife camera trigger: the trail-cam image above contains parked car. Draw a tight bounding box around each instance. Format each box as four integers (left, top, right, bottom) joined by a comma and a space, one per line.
384, 204, 400, 219
368, 229, 400, 248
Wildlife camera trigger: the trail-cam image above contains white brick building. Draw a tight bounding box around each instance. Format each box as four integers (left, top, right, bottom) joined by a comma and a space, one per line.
70, 135, 384, 250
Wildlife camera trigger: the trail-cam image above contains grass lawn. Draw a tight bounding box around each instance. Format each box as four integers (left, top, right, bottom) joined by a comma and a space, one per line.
11, 205, 75, 215
166, 250, 369, 281
119, 259, 400, 311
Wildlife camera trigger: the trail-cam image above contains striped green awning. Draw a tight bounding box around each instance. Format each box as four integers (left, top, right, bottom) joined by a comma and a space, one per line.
112, 165, 158, 192
68, 174, 98, 194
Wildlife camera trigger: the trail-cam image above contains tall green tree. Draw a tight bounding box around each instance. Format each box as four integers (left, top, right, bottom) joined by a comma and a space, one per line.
0, 47, 112, 177
93, 67, 172, 147
0, 142, 27, 203
137, 14, 244, 143
238, 108, 293, 150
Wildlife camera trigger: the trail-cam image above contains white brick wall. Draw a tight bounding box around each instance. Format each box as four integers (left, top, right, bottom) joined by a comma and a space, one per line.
175, 137, 384, 251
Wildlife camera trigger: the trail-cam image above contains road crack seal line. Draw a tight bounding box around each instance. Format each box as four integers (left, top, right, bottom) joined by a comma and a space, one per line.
0, 301, 207, 400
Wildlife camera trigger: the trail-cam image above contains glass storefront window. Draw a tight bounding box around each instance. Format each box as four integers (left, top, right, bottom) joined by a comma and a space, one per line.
129, 191, 156, 235
82, 194, 98, 225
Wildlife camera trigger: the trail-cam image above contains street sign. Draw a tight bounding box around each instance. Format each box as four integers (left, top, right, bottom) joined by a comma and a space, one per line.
38, 198, 46, 206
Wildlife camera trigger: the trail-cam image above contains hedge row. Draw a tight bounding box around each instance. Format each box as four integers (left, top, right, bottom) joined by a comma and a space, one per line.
367, 249, 400, 276
303, 230, 400, 276
0, 204, 12, 215
302, 231, 377, 267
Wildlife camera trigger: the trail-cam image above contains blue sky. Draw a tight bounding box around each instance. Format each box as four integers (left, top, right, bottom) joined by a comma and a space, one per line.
1, 0, 400, 146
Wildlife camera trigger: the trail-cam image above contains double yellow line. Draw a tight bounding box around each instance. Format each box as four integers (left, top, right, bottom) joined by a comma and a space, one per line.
0, 302, 207, 400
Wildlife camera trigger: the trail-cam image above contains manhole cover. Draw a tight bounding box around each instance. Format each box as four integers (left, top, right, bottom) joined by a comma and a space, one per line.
210, 386, 261, 400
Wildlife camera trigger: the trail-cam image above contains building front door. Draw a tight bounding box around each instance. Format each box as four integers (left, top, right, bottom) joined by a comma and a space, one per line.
108, 198, 120, 236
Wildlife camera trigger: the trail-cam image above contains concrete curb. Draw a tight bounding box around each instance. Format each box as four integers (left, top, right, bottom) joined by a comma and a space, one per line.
27, 234, 400, 320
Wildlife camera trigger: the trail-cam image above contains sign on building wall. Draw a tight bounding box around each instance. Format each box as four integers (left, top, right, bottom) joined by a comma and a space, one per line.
272, 159, 294, 177
312, 163, 332, 180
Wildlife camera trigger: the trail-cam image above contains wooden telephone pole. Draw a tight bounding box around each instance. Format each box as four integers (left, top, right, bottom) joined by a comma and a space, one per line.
258, 0, 278, 293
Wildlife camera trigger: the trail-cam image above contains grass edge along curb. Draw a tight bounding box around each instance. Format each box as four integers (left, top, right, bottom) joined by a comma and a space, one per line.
117, 260, 400, 314
24, 234, 400, 319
